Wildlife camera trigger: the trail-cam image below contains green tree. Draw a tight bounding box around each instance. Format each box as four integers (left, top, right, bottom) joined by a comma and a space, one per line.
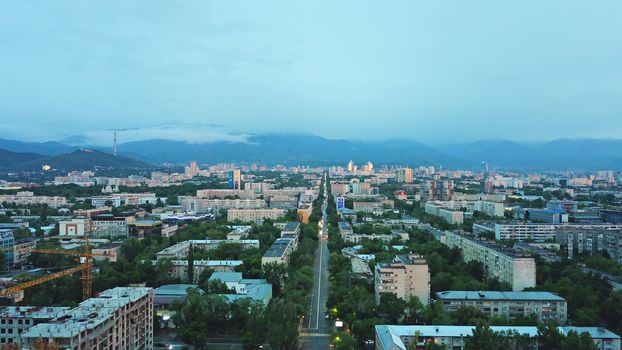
465, 324, 503, 350
266, 298, 299, 350
377, 293, 407, 323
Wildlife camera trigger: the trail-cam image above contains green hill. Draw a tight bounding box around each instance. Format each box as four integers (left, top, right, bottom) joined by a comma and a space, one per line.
17, 149, 150, 170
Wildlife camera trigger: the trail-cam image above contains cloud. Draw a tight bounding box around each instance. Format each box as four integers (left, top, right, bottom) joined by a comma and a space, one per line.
64, 123, 250, 146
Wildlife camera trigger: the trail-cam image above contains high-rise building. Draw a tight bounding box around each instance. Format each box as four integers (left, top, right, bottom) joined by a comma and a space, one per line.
395, 167, 414, 184
228, 169, 242, 190
374, 254, 430, 305
423, 179, 454, 201
347, 160, 354, 172
184, 161, 200, 178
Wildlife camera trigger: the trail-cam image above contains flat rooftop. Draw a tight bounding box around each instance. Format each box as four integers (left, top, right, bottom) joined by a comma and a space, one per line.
436, 290, 565, 302
263, 238, 294, 257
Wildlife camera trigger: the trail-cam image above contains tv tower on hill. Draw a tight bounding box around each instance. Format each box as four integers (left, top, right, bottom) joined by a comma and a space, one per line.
113, 129, 117, 157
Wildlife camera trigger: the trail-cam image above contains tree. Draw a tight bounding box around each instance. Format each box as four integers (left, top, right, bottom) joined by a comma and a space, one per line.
464, 324, 503, 350
187, 244, 194, 283
537, 322, 564, 350
266, 298, 299, 350
377, 293, 407, 323
261, 262, 287, 296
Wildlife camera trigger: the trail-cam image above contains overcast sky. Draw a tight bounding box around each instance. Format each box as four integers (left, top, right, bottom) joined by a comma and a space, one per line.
1, 1, 621, 145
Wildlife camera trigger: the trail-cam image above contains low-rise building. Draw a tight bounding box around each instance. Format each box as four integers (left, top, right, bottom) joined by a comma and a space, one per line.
58, 218, 90, 237
209, 272, 272, 306
375, 325, 621, 350
262, 238, 296, 267
436, 291, 567, 324
165, 260, 243, 283
374, 254, 430, 305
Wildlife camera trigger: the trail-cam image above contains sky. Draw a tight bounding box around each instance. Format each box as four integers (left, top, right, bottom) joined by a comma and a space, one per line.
0, 1, 621, 145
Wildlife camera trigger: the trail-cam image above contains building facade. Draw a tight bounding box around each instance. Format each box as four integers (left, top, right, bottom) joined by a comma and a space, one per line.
444, 231, 536, 291
374, 254, 430, 305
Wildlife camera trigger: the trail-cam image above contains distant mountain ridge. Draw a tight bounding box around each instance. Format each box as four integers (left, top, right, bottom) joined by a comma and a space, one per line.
1, 136, 622, 170
0, 148, 150, 170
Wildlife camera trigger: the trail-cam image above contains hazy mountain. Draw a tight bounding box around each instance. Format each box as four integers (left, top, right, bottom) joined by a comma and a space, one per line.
117, 134, 470, 167
0, 149, 46, 168
0, 138, 76, 155
438, 138, 622, 170
2, 135, 622, 170
15, 149, 150, 171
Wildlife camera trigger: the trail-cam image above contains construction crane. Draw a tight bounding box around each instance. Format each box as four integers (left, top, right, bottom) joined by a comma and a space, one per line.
0, 236, 106, 302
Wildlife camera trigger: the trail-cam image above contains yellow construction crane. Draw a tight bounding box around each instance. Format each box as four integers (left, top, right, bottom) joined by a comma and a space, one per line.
0, 236, 106, 302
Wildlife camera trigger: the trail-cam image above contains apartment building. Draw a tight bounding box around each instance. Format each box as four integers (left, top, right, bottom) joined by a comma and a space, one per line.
443, 231, 536, 291
91, 193, 156, 208
180, 197, 267, 213
20, 287, 153, 350
196, 189, 257, 199
268, 195, 298, 209
90, 214, 129, 238
297, 204, 312, 224
395, 168, 414, 184
436, 291, 567, 324
375, 325, 621, 350
0, 192, 67, 208
0, 306, 71, 345
165, 260, 243, 283
156, 240, 260, 260
495, 223, 622, 241
422, 180, 454, 201
227, 208, 286, 224
424, 203, 464, 225
374, 254, 430, 305
0, 230, 14, 269
331, 182, 350, 195
353, 199, 395, 213
13, 238, 38, 266
262, 238, 296, 267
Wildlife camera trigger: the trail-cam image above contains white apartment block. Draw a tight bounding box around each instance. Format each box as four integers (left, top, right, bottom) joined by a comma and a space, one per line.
180, 197, 267, 213
0, 192, 67, 208
91, 193, 157, 208
156, 240, 260, 260
20, 287, 153, 350
353, 200, 395, 213
164, 260, 243, 283
424, 203, 464, 225
451, 193, 506, 202
436, 291, 567, 324
444, 231, 536, 291
227, 208, 286, 224
495, 223, 622, 241
195, 189, 257, 199
374, 254, 430, 305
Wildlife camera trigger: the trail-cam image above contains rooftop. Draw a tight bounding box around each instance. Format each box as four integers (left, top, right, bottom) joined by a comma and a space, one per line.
375, 325, 620, 350
435, 290, 565, 302
263, 238, 294, 257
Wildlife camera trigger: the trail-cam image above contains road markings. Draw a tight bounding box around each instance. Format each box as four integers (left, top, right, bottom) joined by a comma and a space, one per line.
300, 332, 331, 337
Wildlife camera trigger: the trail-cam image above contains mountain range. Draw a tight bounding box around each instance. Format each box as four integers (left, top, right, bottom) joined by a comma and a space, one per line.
1, 135, 621, 170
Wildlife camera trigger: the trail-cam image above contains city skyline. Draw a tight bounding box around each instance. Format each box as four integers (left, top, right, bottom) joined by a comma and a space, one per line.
1, 1, 621, 143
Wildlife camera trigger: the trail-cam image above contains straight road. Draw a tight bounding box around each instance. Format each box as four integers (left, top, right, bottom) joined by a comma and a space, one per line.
300, 175, 331, 349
